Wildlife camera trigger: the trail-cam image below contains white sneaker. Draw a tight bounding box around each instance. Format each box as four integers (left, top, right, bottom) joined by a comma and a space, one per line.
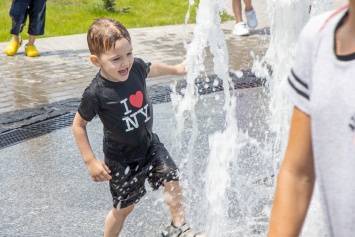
245, 8, 258, 29
233, 22, 250, 36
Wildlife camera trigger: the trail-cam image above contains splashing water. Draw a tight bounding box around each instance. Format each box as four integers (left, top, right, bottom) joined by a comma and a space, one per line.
171, 1, 238, 235
170, 0, 334, 236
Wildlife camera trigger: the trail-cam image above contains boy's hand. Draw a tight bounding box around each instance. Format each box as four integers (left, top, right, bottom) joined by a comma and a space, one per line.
86, 159, 112, 182
175, 60, 187, 75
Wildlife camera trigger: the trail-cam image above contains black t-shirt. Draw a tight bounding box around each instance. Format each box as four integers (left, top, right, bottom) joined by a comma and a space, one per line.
78, 58, 153, 162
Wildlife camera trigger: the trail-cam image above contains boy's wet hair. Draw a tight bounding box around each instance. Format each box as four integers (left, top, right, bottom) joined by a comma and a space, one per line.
87, 18, 131, 56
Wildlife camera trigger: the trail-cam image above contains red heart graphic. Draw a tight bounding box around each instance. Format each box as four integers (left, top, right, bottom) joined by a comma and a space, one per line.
129, 91, 143, 108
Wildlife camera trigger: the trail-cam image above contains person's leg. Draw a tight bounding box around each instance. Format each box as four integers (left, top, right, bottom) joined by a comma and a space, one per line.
243, 0, 258, 29
25, 0, 46, 56
164, 180, 186, 227
104, 205, 134, 237
28, 35, 36, 46
242, 0, 253, 11
146, 134, 205, 236
163, 180, 206, 236
4, 0, 29, 55
27, 0, 46, 37
232, 0, 243, 23
232, 0, 250, 35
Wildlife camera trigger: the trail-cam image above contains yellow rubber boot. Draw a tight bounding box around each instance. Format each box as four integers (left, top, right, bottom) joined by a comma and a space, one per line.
4, 37, 22, 56
25, 44, 40, 57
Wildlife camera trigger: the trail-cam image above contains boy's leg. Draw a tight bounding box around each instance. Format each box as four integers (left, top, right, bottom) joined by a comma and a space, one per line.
164, 180, 186, 227
104, 205, 134, 237
162, 182, 206, 236
146, 134, 205, 236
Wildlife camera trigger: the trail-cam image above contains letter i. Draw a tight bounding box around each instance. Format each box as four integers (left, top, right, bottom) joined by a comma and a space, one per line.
120, 98, 132, 115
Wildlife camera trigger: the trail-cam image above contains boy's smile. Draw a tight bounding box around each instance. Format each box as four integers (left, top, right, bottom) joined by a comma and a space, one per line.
90, 38, 134, 82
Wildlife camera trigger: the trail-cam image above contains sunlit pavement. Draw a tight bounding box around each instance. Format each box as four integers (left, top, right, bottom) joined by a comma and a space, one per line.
0, 2, 270, 233
3, 1, 347, 236
0, 11, 270, 115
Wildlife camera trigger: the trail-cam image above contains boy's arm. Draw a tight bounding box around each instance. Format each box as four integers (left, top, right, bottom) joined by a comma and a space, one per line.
268, 107, 315, 236
72, 112, 112, 182
148, 61, 186, 78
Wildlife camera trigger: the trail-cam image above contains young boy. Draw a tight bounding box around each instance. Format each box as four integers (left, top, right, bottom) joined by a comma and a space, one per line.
72, 18, 204, 237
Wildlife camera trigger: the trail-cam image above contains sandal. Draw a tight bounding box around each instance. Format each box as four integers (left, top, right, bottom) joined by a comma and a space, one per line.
4, 36, 22, 56
161, 223, 203, 237
25, 44, 40, 57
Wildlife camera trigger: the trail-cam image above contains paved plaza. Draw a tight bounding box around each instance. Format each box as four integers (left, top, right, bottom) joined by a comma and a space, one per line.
0, 0, 270, 114
0, 1, 347, 236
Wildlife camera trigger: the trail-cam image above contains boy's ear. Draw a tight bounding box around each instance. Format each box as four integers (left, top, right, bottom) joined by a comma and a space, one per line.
90, 55, 101, 67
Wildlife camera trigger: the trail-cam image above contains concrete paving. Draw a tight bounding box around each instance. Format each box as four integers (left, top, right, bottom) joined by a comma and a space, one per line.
0, 88, 272, 237
0, 0, 348, 236
0, 1, 270, 115
0, 2, 272, 236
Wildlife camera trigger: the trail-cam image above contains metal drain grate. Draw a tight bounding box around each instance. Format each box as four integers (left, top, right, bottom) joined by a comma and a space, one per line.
0, 112, 75, 149
149, 93, 171, 104
0, 76, 265, 149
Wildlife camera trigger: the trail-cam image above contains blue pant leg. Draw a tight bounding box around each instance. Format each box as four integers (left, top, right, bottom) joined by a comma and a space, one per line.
9, 0, 31, 35
27, 0, 47, 35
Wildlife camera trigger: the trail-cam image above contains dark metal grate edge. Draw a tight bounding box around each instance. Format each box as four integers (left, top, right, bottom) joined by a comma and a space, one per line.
0, 76, 265, 149
0, 112, 75, 149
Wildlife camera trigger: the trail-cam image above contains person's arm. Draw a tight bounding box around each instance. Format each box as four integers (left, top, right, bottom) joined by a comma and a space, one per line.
72, 112, 112, 182
148, 60, 186, 78
268, 107, 315, 237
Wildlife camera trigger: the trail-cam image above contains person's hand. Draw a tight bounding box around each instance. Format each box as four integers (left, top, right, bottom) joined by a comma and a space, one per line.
86, 159, 112, 182
175, 60, 187, 75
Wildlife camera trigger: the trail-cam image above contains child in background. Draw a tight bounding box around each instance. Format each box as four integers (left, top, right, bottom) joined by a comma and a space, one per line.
4, 0, 46, 57
232, 0, 258, 36
72, 18, 205, 237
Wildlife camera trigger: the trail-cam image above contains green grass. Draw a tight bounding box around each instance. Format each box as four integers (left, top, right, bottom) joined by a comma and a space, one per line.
0, 0, 233, 42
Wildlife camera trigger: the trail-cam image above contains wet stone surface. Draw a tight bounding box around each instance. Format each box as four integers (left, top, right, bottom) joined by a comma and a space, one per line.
0, 70, 263, 136
0, 22, 270, 115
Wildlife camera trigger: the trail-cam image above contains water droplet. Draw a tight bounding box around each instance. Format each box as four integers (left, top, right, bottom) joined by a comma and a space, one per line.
234, 70, 243, 78
213, 79, 219, 87
124, 166, 130, 175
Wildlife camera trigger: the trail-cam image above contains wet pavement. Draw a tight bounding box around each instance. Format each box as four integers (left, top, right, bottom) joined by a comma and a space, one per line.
0, 4, 270, 115
0, 88, 272, 237
0, 1, 285, 236
0, 0, 348, 236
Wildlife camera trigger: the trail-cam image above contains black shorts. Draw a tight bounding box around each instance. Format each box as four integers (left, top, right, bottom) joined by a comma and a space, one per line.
105, 134, 179, 209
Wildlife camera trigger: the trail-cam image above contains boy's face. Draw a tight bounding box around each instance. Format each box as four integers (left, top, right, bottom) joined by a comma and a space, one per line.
90, 38, 134, 82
